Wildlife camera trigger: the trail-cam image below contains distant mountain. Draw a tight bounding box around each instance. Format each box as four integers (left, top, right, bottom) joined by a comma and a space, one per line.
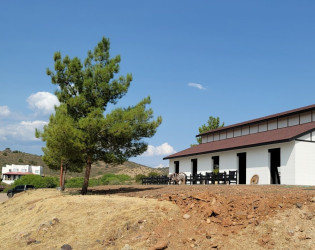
0, 148, 169, 177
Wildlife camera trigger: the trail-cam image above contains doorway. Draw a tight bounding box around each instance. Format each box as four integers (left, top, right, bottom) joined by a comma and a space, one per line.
237, 152, 246, 184
212, 156, 219, 172
174, 161, 179, 174
269, 148, 281, 184
191, 159, 197, 184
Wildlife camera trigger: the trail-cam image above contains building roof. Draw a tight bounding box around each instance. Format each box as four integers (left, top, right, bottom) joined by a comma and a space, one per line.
164, 122, 315, 160
197, 104, 315, 137
2, 172, 34, 176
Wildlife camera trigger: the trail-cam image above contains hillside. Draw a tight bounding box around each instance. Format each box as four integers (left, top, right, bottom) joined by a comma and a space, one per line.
0, 148, 169, 178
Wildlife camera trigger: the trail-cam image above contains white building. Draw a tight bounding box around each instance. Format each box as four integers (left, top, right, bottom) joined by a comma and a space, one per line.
1, 164, 43, 184
164, 104, 315, 185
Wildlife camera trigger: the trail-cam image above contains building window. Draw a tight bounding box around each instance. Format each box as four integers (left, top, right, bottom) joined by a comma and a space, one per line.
35, 170, 39, 174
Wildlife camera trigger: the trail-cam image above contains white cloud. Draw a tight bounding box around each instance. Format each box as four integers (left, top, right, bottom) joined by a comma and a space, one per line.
142, 143, 176, 157
0, 105, 11, 116
27, 92, 60, 115
0, 120, 47, 141
188, 82, 206, 90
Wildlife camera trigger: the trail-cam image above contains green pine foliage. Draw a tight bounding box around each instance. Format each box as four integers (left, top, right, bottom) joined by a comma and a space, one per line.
195, 116, 224, 144
36, 104, 85, 173
45, 37, 162, 194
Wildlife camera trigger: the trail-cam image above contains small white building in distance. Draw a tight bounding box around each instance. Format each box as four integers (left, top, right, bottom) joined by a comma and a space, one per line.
1, 164, 43, 184
164, 104, 315, 185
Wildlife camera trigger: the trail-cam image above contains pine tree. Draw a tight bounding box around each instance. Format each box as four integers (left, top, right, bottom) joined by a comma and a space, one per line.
36, 104, 85, 190
46, 37, 162, 194
196, 116, 224, 144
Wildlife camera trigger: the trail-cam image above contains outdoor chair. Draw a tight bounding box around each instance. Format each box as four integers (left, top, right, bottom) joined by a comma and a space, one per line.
141, 177, 147, 185
205, 172, 215, 184
153, 176, 159, 184
142, 177, 151, 185
216, 172, 227, 184
186, 174, 193, 185
228, 171, 237, 184
163, 175, 170, 184
194, 173, 204, 184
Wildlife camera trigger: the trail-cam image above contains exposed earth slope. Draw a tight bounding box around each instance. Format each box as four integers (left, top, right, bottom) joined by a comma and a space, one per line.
0, 185, 314, 249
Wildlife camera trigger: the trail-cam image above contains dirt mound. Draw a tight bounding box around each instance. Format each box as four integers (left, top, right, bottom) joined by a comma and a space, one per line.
0, 189, 180, 249
89, 185, 315, 249
0, 185, 314, 249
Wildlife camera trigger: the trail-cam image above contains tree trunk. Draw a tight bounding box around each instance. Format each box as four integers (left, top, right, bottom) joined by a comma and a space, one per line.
81, 156, 92, 195
60, 159, 63, 188
61, 165, 67, 191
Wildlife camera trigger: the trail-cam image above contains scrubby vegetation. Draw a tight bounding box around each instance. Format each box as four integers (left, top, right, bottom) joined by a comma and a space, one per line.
2, 171, 169, 191
135, 174, 147, 183
2, 173, 135, 191
148, 171, 160, 177
4, 175, 59, 191
65, 174, 132, 188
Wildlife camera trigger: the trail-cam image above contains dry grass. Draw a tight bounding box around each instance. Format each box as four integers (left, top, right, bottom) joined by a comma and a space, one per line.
0, 189, 180, 249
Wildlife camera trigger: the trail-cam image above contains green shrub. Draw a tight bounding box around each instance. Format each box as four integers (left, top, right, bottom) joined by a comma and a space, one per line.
2, 152, 7, 156
135, 174, 147, 183
88, 178, 101, 187
11, 175, 58, 189
18, 158, 23, 163
100, 174, 131, 185
213, 168, 219, 175
63, 174, 132, 188
65, 177, 84, 188
65, 177, 102, 188
44, 176, 59, 188
148, 172, 159, 177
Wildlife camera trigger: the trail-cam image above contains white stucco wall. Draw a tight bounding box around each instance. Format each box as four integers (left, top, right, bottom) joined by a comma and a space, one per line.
280, 142, 296, 184
168, 141, 299, 185
2, 164, 31, 174
32, 166, 43, 175
294, 140, 315, 185
1, 164, 44, 184
246, 146, 269, 184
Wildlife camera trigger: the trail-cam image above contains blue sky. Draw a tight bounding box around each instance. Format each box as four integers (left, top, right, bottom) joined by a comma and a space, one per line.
1, 1, 315, 168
